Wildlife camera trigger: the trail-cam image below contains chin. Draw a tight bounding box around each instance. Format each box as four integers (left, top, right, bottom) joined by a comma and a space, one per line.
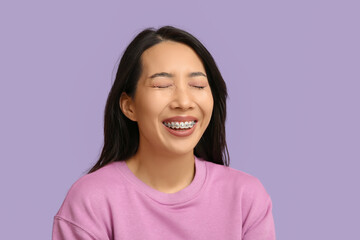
165, 143, 197, 156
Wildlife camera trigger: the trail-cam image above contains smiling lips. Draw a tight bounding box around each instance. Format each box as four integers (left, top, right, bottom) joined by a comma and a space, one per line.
162, 116, 198, 137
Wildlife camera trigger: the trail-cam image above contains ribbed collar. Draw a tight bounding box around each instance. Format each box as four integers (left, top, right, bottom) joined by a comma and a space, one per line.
116, 156, 207, 205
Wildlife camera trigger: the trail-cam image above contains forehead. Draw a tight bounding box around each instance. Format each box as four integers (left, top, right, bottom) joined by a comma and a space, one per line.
140, 41, 205, 72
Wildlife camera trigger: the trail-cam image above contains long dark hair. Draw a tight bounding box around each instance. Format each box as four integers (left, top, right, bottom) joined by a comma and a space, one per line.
89, 26, 229, 173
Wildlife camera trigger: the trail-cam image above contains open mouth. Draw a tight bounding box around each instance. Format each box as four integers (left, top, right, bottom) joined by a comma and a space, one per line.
162, 120, 197, 130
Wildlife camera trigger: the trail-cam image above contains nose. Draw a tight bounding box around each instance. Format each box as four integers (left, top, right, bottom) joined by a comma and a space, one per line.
169, 85, 195, 110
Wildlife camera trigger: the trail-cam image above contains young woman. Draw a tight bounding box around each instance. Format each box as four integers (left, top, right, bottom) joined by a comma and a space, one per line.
52, 26, 276, 240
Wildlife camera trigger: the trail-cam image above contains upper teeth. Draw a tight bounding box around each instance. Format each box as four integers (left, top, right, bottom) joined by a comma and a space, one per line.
163, 121, 196, 129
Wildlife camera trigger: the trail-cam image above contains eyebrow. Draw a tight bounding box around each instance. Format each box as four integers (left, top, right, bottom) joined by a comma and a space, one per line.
149, 72, 174, 78
149, 71, 207, 79
189, 72, 207, 77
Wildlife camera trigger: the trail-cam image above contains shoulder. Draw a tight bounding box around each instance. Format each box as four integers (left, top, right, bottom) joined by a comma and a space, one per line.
69, 162, 122, 194
54, 162, 124, 239
205, 161, 267, 190
56, 161, 125, 217
205, 161, 274, 233
204, 160, 271, 201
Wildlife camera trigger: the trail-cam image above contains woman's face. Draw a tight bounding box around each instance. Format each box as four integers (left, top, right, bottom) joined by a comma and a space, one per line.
122, 41, 214, 156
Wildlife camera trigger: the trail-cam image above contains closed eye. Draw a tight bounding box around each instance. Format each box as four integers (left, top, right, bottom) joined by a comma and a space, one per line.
191, 85, 206, 89
152, 85, 172, 88
152, 85, 206, 89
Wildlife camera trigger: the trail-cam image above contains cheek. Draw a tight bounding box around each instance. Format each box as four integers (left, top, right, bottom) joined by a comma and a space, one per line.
199, 91, 214, 117
135, 93, 167, 120
135, 100, 163, 137
205, 102, 214, 123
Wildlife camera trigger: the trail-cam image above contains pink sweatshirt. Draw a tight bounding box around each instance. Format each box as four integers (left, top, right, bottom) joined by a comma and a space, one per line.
53, 157, 276, 239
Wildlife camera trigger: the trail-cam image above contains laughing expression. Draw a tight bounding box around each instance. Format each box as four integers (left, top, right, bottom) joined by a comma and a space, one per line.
121, 41, 214, 156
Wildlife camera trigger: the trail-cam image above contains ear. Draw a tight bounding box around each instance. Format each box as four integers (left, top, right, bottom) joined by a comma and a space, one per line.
119, 92, 137, 122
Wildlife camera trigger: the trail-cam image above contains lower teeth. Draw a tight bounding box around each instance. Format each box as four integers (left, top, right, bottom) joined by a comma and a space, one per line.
168, 127, 191, 130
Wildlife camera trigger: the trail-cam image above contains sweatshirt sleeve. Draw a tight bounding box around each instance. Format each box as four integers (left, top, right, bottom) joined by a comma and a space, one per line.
52, 174, 112, 240
52, 216, 97, 240
242, 178, 276, 240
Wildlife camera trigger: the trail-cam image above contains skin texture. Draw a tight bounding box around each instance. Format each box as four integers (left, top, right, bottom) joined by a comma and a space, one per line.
120, 41, 214, 193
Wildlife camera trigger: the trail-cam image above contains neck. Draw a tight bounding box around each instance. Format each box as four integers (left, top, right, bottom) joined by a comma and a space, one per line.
125, 142, 196, 194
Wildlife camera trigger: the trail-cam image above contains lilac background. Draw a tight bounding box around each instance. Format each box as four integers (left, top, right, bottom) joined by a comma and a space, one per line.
1, 0, 359, 239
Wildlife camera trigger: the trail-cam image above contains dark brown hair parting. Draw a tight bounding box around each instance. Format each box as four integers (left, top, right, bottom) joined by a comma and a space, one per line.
88, 26, 229, 173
